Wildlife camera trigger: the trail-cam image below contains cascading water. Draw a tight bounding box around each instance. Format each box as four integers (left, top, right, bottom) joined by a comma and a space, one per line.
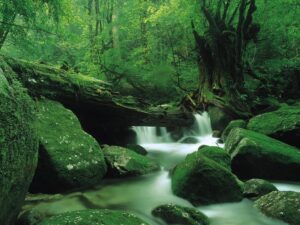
132, 127, 172, 144
27, 112, 294, 225
191, 112, 213, 136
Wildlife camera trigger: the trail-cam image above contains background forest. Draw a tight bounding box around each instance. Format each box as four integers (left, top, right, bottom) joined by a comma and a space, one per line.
1, 0, 299, 105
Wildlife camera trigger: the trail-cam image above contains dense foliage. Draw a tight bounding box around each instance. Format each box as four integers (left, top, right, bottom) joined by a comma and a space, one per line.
1, 0, 299, 105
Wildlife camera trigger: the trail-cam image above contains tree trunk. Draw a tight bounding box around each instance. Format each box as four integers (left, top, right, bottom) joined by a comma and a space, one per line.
188, 0, 259, 117
0, 13, 17, 50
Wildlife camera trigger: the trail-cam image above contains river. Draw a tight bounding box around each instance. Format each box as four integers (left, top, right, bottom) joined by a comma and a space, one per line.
25, 112, 297, 225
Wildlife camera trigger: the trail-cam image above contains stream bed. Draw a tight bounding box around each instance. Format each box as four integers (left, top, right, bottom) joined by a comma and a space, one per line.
24, 113, 298, 225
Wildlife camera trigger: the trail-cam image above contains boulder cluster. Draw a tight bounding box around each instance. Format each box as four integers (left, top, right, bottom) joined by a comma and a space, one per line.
1, 58, 300, 225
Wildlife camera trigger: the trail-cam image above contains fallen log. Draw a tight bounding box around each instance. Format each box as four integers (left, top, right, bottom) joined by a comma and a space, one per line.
2, 56, 193, 133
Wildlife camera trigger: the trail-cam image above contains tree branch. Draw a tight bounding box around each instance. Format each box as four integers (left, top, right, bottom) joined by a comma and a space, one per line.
0, 21, 58, 36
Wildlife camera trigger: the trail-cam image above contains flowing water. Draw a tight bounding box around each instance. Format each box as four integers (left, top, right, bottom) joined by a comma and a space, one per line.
27, 113, 297, 225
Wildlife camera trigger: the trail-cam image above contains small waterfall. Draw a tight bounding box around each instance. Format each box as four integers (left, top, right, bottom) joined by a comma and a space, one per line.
192, 112, 213, 136
133, 112, 213, 145
132, 127, 172, 144
181, 112, 213, 139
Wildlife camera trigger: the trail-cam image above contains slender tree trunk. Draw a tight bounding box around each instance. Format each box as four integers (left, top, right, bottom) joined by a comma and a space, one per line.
95, 0, 101, 36
0, 13, 17, 50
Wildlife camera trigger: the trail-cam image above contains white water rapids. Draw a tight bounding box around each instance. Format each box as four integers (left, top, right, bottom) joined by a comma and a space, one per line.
110, 112, 288, 225
28, 113, 296, 225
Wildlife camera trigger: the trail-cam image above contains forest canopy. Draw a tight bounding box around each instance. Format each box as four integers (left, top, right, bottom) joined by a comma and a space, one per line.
0, 0, 299, 107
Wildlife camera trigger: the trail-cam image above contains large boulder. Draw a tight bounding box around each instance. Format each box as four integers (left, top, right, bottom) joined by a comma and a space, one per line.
152, 204, 209, 225
30, 99, 107, 193
0, 64, 39, 225
247, 105, 300, 147
221, 119, 247, 141
37, 209, 149, 225
171, 151, 243, 205
198, 146, 231, 171
225, 128, 300, 181
102, 145, 160, 177
243, 179, 277, 199
255, 191, 300, 225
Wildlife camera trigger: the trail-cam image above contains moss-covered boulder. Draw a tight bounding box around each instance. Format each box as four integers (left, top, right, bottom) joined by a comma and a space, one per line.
198, 146, 231, 171
221, 119, 247, 141
243, 179, 277, 199
0, 64, 39, 225
152, 204, 209, 225
255, 191, 300, 225
225, 128, 300, 181
37, 209, 149, 225
247, 105, 300, 147
30, 99, 107, 193
103, 145, 159, 177
171, 151, 242, 205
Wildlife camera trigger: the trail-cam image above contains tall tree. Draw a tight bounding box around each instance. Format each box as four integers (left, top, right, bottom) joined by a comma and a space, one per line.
191, 0, 260, 114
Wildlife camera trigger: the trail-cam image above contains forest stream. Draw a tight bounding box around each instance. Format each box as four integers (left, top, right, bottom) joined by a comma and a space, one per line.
21, 113, 300, 225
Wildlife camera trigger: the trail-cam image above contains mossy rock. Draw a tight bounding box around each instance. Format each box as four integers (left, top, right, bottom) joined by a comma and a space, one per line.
30, 99, 107, 193
37, 209, 149, 225
243, 179, 277, 199
103, 145, 160, 177
198, 146, 231, 171
225, 128, 300, 181
0, 62, 39, 225
171, 151, 242, 205
152, 204, 209, 225
255, 191, 300, 225
126, 144, 148, 155
247, 106, 300, 147
221, 119, 247, 141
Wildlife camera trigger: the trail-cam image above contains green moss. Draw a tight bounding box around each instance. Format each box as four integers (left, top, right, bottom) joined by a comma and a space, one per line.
243, 179, 277, 199
255, 191, 300, 225
152, 204, 209, 225
248, 106, 300, 134
30, 99, 107, 193
221, 119, 247, 141
0, 60, 39, 225
103, 145, 159, 177
171, 151, 242, 205
198, 146, 231, 171
226, 128, 300, 159
38, 209, 149, 225
247, 106, 300, 147
225, 128, 300, 180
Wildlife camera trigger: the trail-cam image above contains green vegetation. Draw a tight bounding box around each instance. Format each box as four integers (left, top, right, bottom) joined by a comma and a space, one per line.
0, 0, 299, 110
0, 1, 299, 224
